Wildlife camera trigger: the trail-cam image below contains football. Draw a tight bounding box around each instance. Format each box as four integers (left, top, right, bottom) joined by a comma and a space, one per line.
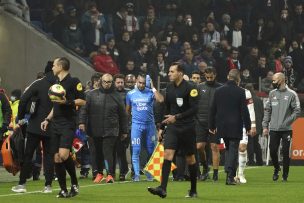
48, 84, 66, 101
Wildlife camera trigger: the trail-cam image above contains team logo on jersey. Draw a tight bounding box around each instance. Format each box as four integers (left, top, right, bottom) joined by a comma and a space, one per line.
190, 89, 198, 97
176, 98, 183, 107
76, 83, 83, 91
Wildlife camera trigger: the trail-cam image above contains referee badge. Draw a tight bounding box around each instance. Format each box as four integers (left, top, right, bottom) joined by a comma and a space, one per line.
190, 89, 198, 97
176, 98, 183, 107
76, 83, 83, 91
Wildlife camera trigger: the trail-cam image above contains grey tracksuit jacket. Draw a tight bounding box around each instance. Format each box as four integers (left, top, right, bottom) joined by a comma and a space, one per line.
262, 86, 301, 131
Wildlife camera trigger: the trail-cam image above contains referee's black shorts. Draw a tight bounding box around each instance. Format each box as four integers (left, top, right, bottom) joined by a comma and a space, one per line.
196, 125, 220, 144
50, 119, 75, 153
164, 124, 196, 156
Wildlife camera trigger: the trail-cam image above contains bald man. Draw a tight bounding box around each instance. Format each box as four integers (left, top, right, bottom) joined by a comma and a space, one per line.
79, 73, 128, 184
263, 73, 300, 182
209, 69, 251, 185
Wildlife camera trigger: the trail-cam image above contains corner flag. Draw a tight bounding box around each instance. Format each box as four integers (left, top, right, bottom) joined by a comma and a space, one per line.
144, 142, 177, 182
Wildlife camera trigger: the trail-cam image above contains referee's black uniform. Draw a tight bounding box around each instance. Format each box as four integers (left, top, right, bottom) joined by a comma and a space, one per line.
51, 74, 84, 152
164, 80, 199, 156
51, 74, 85, 197
148, 68, 199, 198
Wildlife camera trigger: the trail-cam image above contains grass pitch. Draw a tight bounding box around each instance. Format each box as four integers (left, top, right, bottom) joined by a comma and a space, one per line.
0, 166, 304, 203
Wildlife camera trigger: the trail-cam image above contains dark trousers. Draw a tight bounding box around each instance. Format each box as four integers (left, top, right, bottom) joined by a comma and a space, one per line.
269, 131, 292, 177
88, 137, 97, 175
223, 138, 240, 179
247, 134, 263, 165
93, 136, 117, 176
19, 132, 54, 186
113, 137, 129, 176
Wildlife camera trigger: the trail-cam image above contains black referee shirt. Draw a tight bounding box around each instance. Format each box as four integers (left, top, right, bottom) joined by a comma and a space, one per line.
165, 79, 199, 126
53, 74, 85, 120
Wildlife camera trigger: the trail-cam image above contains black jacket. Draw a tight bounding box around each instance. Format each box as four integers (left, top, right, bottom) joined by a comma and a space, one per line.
0, 92, 12, 131
209, 80, 251, 139
79, 86, 128, 138
252, 93, 264, 135
17, 73, 56, 135
196, 81, 222, 128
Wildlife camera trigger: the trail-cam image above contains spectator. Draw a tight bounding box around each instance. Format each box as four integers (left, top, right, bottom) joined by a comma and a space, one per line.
65, 6, 80, 27
183, 14, 198, 43
213, 39, 231, 83
141, 6, 161, 36
157, 23, 174, 43
117, 31, 135, 69
283, 56, 297, 89
227, 19, 245, 48
112, 6, 127, 41
106, 37, 120, 65
277, 9, 294, 44
167, 32, 182, 64
3, 0, 30, 22
226, 48, 241, 81
261, 70, 274, 93
240, 69, 254, 87
81, 2, 107, 55
242, 47, 259, 73
289, 40, 304, 83
125, 2, 139, 35
132, 43, 149, 73
178, 48, 199, 77
92, 44, 119, 75
122, 59, 138, 76
47, 3, 66, 43
173, 13, 186, 42
251, 17, 268, 51
149, 52, 168, 89
190, 33, 201, 55
201, 22, 220, 46
219, 13, 231, 39
273, 49, 284, 73
199, 43, 216, 67
62, 20, 85, 56
252, 55, 269, 88
293, 4, 304, 37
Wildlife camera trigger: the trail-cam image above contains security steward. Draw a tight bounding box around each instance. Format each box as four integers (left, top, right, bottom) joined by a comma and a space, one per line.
148, 62, 199, 198
11, 61, 56, 194
41, 57, 86, 198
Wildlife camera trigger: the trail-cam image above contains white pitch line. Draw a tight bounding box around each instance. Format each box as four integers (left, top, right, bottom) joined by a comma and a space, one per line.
0, 166, 262, 197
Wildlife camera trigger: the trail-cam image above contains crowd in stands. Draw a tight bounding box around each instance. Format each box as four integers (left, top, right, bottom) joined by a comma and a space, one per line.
3, 0, 304, 92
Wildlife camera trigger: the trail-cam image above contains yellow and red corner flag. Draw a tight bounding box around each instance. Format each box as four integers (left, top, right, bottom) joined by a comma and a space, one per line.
144, 142, 177, 182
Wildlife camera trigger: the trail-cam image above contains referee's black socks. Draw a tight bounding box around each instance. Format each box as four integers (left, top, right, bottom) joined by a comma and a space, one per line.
188, 163, 197, 193
55, 162, 67, 191
160, 159, 171, 191
64, 156, 78, 186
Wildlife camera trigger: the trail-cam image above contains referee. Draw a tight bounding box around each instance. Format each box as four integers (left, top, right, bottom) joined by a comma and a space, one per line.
148, 62, 199, 198
41, 57, 86, 198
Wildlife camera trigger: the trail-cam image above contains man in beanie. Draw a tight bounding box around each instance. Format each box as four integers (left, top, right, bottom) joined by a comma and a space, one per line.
12, 61, 56, 193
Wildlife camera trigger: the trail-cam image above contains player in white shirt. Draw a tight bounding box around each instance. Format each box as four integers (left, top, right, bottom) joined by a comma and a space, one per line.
235, 88, 256, 183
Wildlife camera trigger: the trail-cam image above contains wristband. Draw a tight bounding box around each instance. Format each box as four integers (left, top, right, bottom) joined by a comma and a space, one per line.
45, 118, 51, 122
152, 88, 157, 93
